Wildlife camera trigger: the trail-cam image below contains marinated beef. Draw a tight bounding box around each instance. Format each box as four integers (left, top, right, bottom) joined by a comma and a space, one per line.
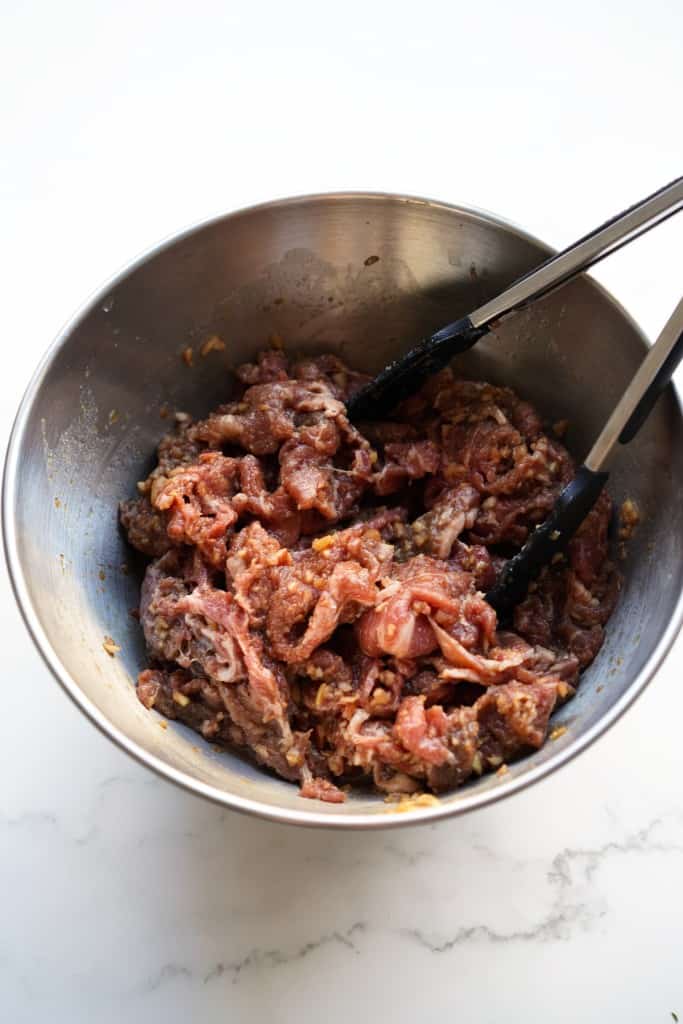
120, 351, 620, 803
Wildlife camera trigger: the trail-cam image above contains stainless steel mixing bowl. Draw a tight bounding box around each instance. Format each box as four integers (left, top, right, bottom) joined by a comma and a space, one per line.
4, 192, 683, 828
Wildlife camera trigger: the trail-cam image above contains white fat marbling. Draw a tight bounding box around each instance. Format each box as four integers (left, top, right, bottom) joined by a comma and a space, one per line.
2, 3, 683, 1021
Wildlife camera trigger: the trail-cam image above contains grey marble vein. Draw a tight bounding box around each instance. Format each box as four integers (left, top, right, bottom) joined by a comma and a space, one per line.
2, 811, 59, 829
548, 816, 683, 886
131, 924, 366, 994
146, 964, 193, 993
203, 922, 366, 986
405, 905, 598, 950
402, 815, 683, 953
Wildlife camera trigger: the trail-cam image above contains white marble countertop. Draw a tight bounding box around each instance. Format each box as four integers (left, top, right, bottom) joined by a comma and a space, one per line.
2, 3, 683, 1021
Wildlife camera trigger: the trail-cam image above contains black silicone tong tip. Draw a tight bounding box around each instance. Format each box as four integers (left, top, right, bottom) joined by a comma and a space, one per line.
346, 317, 489, 422
485, 466, 609, 618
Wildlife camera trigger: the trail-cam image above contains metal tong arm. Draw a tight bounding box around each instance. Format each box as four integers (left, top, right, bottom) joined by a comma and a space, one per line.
586, 295, 683, 470
347, 176, 683, 422
470, 176, 683, 329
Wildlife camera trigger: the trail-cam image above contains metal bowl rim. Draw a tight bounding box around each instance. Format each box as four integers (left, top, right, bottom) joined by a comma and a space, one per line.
4, 189, 683, 829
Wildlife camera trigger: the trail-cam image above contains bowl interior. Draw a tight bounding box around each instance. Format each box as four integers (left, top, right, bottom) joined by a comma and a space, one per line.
6, 193, 683, 826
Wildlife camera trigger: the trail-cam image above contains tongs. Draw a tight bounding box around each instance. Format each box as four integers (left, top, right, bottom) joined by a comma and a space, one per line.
487, 294, 683, 614
346, 177, 683, 613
